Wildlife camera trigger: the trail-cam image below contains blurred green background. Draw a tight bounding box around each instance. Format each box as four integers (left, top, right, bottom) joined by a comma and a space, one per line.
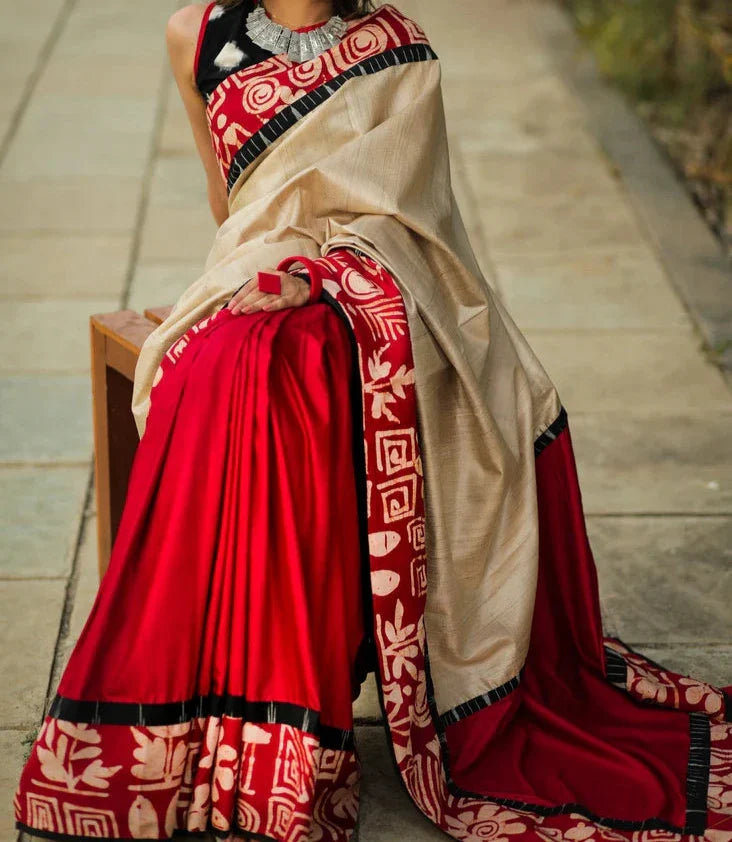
560, 0, 731, 254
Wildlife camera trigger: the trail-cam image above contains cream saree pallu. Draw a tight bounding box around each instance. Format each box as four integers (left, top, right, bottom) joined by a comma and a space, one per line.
18, 3, 732, 840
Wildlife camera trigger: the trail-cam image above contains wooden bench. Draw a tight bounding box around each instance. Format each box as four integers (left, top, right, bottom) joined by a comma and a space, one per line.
89, 306, 172, 580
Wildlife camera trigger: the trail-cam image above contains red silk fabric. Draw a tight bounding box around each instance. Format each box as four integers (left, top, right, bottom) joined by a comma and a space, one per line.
61, 298, 366, 725
444, 426, 690, 821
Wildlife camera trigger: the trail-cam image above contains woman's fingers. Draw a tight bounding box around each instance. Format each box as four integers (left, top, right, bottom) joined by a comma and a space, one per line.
229, 289, 268, 314
228, 270, 310, 314
226, 276, 258, 310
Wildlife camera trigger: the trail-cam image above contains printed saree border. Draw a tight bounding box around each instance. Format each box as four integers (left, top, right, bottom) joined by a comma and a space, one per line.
226, 42, 439, 192
15, 820, 279, 842
46, 693, 354, 751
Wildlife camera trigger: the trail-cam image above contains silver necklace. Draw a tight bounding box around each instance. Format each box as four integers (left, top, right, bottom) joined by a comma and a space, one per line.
245, 2, 347, 63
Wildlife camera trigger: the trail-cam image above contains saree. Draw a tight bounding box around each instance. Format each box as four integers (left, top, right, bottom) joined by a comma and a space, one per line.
15, 3, 732, 840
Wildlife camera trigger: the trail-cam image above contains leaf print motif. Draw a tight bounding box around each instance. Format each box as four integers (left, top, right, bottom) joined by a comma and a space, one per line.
171, 741, 188, 779
376, 599, 420, 682
37, 745, 71, 785
371, 390, 399, 422
164, 791, 178, 837
390, 364, 414, 398
56, 721, 101, 743
80, 758, 122, 789
131, 731, 168, 780
242, 722, 272, 743
368, 348, 391, 381
70, 745, 102, 762
128, 794, 159, 839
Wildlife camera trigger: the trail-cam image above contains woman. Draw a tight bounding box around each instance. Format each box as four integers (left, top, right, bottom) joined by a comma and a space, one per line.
14, 1, 732, 840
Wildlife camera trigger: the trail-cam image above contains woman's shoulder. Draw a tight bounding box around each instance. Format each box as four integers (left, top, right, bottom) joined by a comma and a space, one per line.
166, 3, 210, 50
176, 1, 271, 102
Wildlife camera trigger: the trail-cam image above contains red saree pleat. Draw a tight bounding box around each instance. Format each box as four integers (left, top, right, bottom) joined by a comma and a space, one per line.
15, 297, 366, 840
61, 302, 365, 722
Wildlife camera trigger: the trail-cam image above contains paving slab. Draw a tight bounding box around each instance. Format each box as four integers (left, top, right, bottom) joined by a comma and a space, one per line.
355, 725, 446, 841
0, 466, 88, 579
495, 247, 691, 330
0, 728, 29, 840
0, 298, 119, 372
588, 515, 732, 644
453, 143, 622, 202
0, 579, 66, 729
0, 176, 142, 234
525, 330, 732, 413
139, 155, 215, 264
0, 233, 130, 299
444, 77, 594, 160
568, 411, 732, 515
34, 54, 165, 98
353, 673, 382, 722
0, 375, 92, 464
0, 0, 67, 145
139, 204, 218, 263
476, 191, 648, 256
126, 261, 204, 312
2, 95, 156, 181
52, 0, 174, 59
146, 155, 211, 207
159, 89, 198, 156
53, 523, 100, 690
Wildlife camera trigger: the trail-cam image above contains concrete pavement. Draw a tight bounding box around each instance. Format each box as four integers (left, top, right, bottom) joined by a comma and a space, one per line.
2, 0, 731, 839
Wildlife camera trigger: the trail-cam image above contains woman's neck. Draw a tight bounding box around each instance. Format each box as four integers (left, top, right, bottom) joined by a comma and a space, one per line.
261, 0, 336, 29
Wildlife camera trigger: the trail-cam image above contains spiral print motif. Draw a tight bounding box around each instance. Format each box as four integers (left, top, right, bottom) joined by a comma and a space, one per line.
288, 55, 324, 87
240, 75, 284, 114
339, 23, 390, 67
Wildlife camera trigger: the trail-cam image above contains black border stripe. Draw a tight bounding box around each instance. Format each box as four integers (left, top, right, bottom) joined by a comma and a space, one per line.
603, 646, 628, 686
226, 42, 439, 192
535, 405, 568, 456
47, 692, 354, 751
685, 712, 711, 835
437, 670, 523, 728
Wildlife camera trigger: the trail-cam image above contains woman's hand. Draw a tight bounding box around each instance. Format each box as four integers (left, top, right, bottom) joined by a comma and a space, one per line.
226, 269, 310, 315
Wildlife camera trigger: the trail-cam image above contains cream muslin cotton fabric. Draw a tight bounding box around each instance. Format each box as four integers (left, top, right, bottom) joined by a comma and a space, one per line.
131, 54, 562, 717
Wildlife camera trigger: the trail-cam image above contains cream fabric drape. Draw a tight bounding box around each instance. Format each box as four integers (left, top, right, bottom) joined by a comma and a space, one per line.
131, 56, 561, 716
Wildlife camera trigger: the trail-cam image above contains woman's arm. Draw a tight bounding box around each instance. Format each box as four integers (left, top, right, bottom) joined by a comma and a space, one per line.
165, 4, 229, 226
